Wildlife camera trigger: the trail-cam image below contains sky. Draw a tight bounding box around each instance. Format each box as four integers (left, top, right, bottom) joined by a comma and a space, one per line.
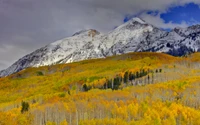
1, 0, 200, 70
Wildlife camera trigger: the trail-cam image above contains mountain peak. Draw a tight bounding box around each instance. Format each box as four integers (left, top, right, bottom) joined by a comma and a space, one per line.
72, 29, 100, 37
115, 17, 147, 31
129, 17, 146, 24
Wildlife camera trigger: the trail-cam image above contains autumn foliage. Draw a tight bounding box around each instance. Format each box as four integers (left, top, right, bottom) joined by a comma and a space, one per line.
0, 52, 200, 125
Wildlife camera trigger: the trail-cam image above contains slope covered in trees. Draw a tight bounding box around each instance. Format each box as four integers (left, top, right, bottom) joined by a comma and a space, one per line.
0, 52, 200, 125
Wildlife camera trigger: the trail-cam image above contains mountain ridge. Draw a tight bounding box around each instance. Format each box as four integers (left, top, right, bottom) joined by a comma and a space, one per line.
1, 17, 200, 77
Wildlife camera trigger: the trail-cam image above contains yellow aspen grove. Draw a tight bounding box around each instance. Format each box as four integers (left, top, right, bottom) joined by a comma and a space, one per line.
1, 53, 200, 124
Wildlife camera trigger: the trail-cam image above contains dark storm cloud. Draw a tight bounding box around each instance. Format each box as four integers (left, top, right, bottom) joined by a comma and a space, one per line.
0, 0, 199, 70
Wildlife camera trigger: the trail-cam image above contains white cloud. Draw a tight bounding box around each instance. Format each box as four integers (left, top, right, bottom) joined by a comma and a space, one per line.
139, 13, 189, 29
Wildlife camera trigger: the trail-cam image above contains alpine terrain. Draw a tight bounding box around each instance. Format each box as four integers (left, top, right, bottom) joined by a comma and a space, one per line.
1, 17, 200, 77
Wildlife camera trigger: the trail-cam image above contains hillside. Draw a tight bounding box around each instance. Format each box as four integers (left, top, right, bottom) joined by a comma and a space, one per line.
2, 17, 200, 77
1, 52, 200, 124
0, 52, 176, 103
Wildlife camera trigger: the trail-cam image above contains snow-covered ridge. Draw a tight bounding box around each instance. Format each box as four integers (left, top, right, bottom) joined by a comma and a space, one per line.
1, 17, 200, 77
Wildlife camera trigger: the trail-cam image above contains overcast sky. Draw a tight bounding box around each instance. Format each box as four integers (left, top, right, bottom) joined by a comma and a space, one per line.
1, 0, 200, 70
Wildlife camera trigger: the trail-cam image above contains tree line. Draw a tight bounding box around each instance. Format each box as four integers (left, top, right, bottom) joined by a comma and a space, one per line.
83, 68, 162, 91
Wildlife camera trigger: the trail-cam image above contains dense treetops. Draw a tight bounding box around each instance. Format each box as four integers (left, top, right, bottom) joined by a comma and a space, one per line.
0, 52, 200, 125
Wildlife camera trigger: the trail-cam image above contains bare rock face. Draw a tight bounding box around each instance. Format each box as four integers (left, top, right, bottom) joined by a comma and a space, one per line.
1, 17, 200, 77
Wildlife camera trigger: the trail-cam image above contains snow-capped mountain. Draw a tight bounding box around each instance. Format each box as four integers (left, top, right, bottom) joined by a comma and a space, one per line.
1, 17, 200, 77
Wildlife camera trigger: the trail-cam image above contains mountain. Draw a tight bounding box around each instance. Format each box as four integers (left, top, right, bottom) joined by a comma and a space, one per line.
1, 17, 200, 77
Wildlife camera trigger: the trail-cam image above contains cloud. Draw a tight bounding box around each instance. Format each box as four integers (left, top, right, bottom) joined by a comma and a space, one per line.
139, 12, 188, 29
0, 0, 200, 70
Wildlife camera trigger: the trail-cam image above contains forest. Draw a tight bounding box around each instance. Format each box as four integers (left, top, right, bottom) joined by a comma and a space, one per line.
1, 52, 200, 125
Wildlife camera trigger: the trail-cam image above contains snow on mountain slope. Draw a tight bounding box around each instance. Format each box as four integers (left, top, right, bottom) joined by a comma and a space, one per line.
59, 17, 166, 63
59, 32, 105, 63
1, 17, 200, 77
0, 29, 103, 77
104, 20, 167, 55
